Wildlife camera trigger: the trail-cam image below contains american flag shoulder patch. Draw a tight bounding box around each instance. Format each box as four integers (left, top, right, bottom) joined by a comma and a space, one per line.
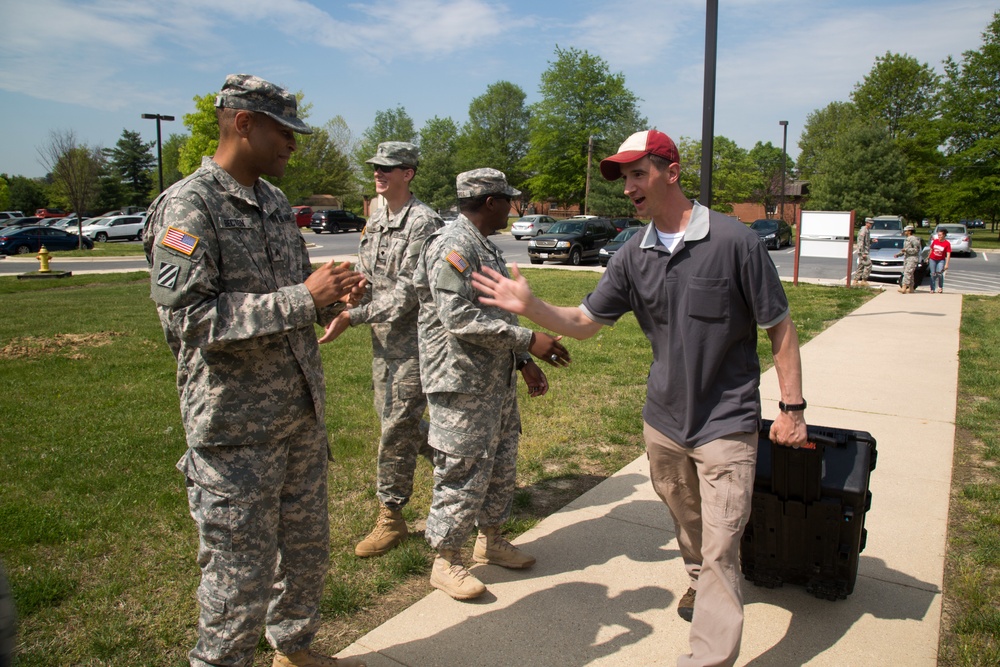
162, 226, 200, 255
156, 262, 180, 289
445, 249, 469, 273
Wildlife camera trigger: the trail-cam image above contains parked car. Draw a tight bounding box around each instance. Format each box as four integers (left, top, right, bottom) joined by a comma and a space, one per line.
527, 217, 618, 265
310, 209, 366, 233
869, 215, 904, 239
77, 215, 145, 242
511, 214, 557, 239
965, 219, 985, 229
868, 235, 930, 286
0, 211, 24, 220
749, 218, 793, 250
291, 206, 313, 228
598, 225, 644, 266
610, 218, 644, 233
0, 226, 94, 254
34, 208, 67, 218
0, 216, 44, 229
932, 224, 972, 256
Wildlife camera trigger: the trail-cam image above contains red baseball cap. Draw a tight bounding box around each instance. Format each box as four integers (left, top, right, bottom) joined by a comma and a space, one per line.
599, 129, 680, 180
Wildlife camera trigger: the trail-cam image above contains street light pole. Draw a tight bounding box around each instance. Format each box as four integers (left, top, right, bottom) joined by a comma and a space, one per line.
779, 120, 788, 223
700, 0, 719, 208
584, 134, 593, 215
142, 113, 175, 193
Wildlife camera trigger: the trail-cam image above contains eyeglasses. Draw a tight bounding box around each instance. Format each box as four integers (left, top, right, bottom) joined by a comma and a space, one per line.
374, 164, 411, 173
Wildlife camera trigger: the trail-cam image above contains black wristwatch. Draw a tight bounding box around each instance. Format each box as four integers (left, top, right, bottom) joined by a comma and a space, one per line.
779, 399, 807, 412
516, 358, 531, 371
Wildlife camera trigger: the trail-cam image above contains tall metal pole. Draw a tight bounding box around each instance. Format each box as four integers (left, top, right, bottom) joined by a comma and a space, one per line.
779, 120, 788, 223
584, 135, 593, 215
700, 0, 719, 207
142, 113, 175, 193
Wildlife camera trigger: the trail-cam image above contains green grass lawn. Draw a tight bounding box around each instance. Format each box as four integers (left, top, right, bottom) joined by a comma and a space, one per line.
940, 295, 1000, 666
0, 271, 878, 664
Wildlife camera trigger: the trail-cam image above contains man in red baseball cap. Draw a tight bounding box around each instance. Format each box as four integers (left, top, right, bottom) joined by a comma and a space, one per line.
473, 128, 808, 667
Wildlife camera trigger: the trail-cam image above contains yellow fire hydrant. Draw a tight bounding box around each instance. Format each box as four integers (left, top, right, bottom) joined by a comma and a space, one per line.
36, 245, 52, 273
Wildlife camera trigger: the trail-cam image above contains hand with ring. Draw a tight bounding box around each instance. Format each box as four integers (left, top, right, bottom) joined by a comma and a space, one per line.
529, 331, 570, 367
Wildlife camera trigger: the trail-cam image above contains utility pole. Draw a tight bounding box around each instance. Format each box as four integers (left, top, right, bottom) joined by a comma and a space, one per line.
779, 120, 789, 223
584, 135, 593, 215
141, 113, 176, 193
700, 0, 719, 208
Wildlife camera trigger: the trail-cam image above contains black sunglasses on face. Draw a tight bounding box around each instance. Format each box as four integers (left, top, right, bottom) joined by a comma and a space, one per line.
374, 164, 410, 173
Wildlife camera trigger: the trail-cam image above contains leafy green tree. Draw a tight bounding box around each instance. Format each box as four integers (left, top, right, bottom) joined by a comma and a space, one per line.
674, 136, 753, 212
104, 129, 156, 206
748, 141, 795, 218
178, 93, 219, 176
523, 46, 645, 211
0, 176, 9, 211
852, 52, 943, 220
852, 52, 940, 142
272, 119, 355, 205
159, 133, 188, 193
807, 123, 915, 219
940, 11, 1000, 233
37, 130, 104, 245
455, 81, 530, 186
797, 102, 860, 181
4, 174, 48, 213
414, 116, 459, 212
352, 106, 418, 201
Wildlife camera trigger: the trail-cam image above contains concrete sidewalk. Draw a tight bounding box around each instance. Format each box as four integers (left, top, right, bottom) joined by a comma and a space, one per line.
336, 288, 962, 667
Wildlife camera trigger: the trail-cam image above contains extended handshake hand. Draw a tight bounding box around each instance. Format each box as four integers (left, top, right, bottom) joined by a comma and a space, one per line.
305, 260, 366, 310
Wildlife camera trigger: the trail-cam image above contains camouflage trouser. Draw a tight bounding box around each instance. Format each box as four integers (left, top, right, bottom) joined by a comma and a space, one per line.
424, 387, 520, 551
853, 252, 871, 281
901, 256, 918, 289
179, 396, 330, 667
372, 356, 431, 511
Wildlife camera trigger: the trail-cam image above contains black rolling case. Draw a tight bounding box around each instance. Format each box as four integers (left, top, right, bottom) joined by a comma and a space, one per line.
740, 420, 877, 600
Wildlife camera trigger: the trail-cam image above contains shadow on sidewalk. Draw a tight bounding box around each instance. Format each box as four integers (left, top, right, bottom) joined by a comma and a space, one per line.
743, 556, 939, 666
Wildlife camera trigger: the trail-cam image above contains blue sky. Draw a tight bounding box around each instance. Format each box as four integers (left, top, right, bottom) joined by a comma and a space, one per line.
1, 0, 996, 179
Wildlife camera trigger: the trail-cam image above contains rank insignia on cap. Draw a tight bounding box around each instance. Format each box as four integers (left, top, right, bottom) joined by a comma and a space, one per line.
162, 226, 200, 255
156, 262, 180, 289
445, 250, 469, 273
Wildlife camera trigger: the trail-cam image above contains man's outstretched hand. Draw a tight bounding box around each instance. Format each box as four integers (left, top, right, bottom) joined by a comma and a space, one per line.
472, 264, 533, 314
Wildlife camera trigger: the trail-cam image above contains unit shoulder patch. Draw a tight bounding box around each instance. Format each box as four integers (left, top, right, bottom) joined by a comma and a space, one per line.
156, 262, 181, 289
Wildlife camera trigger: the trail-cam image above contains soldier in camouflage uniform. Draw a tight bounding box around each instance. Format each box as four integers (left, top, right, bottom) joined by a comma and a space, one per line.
319, 142, 443, 558
144, 74, 366, 667
896, 225, 922, 293
853, 217, 874, 285
414, 168, 570, 601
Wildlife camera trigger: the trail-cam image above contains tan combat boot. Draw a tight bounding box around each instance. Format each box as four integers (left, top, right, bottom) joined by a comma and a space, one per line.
473, 525, 536, 569
354, 505, 407, 557
430, 549, 486, 600
273, 648, 367, 667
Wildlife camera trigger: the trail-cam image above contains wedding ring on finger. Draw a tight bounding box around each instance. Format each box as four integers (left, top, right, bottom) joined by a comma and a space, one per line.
550, 354, 558, 362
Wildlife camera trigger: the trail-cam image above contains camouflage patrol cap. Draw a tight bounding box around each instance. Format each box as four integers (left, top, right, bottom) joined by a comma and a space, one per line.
456, 168, 521, 199
904, 225, 915, 232
215, 74, 312, 134
366, 142, 419, 168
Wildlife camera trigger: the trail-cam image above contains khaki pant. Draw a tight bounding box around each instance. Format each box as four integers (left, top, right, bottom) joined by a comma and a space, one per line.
644, 422, 757, 667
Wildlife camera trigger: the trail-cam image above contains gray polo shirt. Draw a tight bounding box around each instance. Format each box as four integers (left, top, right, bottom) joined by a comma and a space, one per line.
581, 203, 789, 447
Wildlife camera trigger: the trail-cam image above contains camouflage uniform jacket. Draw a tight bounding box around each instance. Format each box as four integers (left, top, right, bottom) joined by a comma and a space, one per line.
857, 225, 871, 255
350, 195, 443, 359
902, 235, 921, 257
415, 215, 533, 395
144, 156, 341, 448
